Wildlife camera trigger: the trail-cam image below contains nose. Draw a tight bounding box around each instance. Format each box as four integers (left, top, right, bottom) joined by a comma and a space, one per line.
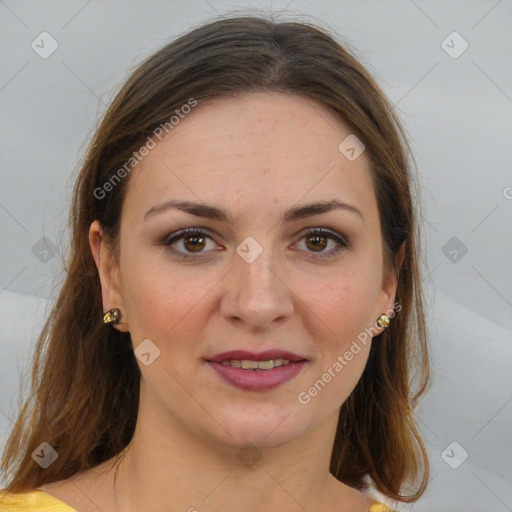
220, 246, 294, 332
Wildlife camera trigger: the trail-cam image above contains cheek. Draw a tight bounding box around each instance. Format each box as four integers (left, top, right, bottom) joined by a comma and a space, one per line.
298, 266, 379, 345
120, 251, 211, 346
295, 270, 376, 408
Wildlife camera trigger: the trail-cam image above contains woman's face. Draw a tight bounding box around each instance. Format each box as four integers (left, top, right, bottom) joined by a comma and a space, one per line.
93, 91, 398, 449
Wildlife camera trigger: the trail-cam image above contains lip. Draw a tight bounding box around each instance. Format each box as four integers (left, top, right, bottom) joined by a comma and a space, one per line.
207, 349, 306, 363
207, 360, 306, 391
206, 350, 307, 391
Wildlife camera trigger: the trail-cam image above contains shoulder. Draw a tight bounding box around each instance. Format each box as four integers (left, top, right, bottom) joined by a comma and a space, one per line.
0, 490, 77, 512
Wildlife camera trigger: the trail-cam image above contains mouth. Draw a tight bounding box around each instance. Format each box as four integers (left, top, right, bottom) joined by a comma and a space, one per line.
206, 350, 307, 391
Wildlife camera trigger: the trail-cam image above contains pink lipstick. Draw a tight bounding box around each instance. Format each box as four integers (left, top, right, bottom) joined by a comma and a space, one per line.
206, 350, 307, 391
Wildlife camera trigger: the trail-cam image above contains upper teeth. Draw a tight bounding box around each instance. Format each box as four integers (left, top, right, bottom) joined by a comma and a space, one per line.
221, 358, 291, 370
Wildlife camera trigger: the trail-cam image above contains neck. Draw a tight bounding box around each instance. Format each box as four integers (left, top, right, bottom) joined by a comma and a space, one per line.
109, 384, 369, 512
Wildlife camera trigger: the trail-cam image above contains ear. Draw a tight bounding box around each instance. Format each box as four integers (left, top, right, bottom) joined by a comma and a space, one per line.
89, 220, 129, 332
375, 241, 405, 332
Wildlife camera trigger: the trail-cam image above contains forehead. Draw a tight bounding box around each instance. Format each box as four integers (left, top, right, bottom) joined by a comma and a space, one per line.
122, 91, 377, 226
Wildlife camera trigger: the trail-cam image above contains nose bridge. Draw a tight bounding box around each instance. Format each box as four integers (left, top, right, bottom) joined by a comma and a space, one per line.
221, 240, 294, 330
238, 247, 277, 292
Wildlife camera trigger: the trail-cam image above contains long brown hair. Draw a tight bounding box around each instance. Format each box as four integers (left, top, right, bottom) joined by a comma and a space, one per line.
1, 15, 430, 501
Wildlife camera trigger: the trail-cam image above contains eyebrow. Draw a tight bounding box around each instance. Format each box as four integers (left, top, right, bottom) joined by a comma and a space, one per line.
144, 199, 363, 223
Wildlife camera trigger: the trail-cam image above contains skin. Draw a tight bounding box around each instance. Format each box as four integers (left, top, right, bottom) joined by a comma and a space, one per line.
40, 91, 401, 512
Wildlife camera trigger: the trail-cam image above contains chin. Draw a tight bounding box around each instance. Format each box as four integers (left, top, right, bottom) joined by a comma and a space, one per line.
207, 406, 312, 450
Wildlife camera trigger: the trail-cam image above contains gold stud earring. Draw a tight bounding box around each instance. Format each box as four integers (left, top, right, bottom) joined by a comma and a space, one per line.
377, 314, 390, 329
103, 308, 121, 325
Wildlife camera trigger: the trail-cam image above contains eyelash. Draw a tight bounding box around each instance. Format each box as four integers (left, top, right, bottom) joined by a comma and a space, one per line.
162, 227, 349, 261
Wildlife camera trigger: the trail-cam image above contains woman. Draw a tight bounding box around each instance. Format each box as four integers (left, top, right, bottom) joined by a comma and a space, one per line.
0, 15, 430, 512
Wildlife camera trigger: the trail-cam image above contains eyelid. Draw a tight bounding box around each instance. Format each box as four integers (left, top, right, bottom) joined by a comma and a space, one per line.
161, 227, 217, 245
296, 227, 349, 246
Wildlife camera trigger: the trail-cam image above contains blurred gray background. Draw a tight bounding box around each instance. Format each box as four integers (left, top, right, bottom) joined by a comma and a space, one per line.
1, 1, 511, 510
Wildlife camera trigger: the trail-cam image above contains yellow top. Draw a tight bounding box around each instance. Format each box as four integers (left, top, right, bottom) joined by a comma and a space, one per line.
0, 490, 396, 511
0, 490, 76, 511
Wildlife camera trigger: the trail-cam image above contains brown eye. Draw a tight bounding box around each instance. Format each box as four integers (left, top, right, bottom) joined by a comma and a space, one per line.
304, 234, 328, 252
163, 228, 218, 259
183, 234, 206, 252
295, 228, 349, 259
